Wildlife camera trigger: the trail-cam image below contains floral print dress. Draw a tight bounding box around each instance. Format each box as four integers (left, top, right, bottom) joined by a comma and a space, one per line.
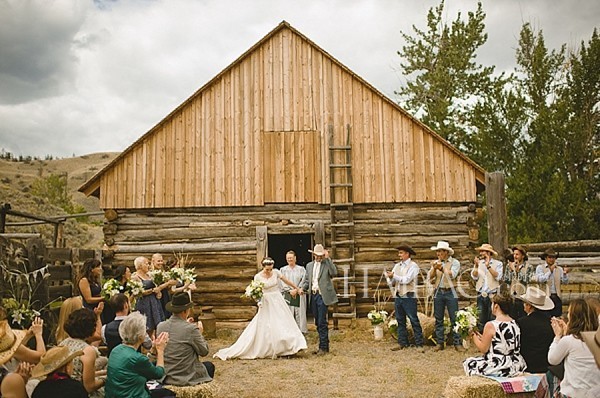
463, 320, 526, 377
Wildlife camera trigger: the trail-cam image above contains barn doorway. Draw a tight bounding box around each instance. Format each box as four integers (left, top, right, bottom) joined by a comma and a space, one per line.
267, 233, 313, 269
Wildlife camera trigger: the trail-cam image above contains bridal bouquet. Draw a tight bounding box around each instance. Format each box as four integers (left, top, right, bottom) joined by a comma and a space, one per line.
367, 309, 388, 326
242, 280, 264, 302
453, 306, 478, 339
125, 279, 144, 298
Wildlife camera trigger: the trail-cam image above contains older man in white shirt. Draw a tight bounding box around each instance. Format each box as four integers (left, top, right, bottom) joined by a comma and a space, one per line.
280, 250, 308, 333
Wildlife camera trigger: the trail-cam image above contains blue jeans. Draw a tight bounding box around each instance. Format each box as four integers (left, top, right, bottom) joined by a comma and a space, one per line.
394, 294, 423, 347
310, 293, 329, 351
476, 294, 494, 332
433, 288, 460, 346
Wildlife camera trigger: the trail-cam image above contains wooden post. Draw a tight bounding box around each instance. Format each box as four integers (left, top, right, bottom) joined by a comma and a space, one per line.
256, 226, 268, 270
0, 203, 8, 233
486, 172, 508, 260
314, 220, 325, 245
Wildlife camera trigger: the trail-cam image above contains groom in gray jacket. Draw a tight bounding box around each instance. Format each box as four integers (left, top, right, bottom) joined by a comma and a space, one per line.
303, 244, 338, 356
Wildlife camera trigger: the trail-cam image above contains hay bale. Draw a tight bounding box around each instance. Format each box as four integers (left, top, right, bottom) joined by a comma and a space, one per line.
405, 312, 436, 345
443, 376, 534, 398
164, 382, 220, 398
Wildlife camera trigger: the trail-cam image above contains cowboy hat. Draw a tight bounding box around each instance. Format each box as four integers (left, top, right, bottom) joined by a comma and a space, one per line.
511, 245, 529, 260
166, 292, 194, 313
430, 241, 454, 256
31, 346, 83, 378
581, 326, 600, 368
541, 248, 560, 260
518, 286, 555, 311
395, 244, 416, 256
309, 244, 326, 256
475, 243, 498, 257
0, 320, 29, 365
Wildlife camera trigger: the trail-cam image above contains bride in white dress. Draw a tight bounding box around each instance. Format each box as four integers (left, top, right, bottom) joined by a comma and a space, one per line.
214, 257, 307, 360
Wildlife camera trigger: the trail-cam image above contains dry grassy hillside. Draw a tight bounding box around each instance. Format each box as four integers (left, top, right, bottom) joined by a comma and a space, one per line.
0, 152, 119, 248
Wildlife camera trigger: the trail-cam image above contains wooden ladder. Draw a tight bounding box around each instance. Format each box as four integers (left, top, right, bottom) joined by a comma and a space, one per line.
328, 124, 356, 329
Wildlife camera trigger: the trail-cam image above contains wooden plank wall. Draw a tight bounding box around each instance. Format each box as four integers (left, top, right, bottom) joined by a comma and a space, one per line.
98, 27, 481, 209
102, 203, 481, 322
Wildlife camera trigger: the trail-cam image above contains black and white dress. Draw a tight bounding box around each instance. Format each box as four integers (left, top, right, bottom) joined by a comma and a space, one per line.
463, 320, 526, 377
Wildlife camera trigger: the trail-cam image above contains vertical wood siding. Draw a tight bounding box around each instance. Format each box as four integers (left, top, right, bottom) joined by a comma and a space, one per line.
98, 27, 480, 209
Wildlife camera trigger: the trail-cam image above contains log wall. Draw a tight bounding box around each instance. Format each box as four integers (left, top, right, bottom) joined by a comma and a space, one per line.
102, 203, 483, 321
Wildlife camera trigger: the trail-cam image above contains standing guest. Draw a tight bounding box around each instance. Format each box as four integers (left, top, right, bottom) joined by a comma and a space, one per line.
78, 259, 105, 315
386, 244, 424, 352
157, 292, 214, 385
503, 245, 534, 319
31, 346, 88, 398
303, 245, 338, 356
132, 256, 165, 338
105, 313, 169, 398
537, 299, 600, 398
463, 294, 526, 377
59, 309, 106, 398
428, 241, 464, 352
214, 257, 307, 360
516, 286, 555, 373
56, 296, 84, 344
471, 244, 503, 332
535, 248, 569, 317
280, 250, 308, 334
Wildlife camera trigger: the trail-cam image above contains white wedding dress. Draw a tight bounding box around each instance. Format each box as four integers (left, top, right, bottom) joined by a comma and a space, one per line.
213, 269, 307, 360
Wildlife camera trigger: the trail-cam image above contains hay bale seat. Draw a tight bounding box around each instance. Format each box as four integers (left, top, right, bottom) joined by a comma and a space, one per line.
443, 376, 534, 398
164, 382, 220, 398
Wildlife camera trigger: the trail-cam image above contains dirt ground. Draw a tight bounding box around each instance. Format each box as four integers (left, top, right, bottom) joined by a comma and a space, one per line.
207, 320, 470, 398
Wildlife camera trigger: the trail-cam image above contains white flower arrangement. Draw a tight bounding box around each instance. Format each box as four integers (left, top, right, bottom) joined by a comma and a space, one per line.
102, 278, 124, 300
367, 309, 388, 326
125, 279, 144, 298
2, 298, 41, 329
453, 306, 478, 339
169, 267, 196, 285
242, 280, 264, 302
149, 270, 168, 286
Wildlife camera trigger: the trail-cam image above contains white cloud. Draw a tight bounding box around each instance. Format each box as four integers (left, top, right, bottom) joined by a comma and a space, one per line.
0, 0, 597, 157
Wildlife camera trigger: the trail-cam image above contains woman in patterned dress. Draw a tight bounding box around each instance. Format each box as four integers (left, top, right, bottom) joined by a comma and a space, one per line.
131, 256, 165, 338
464, 294, 526, 377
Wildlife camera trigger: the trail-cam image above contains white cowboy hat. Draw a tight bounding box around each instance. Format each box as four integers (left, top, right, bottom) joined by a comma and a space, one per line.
309, 244, 326, 256
430, 241, 454, 256
582, 326, 600, 368
518, 286, 554, 311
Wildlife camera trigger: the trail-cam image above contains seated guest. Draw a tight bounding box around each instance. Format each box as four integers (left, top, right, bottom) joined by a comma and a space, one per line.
540, 299, 600, 398
0, 318, 33, 398
105, 312, 169, 398
59, 309, 106, 398
31, 346, 88, 398
157, 292, 214, 385
516, 286, 555, 373
101, 295, 152, 357
463, 293, 526, 377
56, 296, 84, 344
582, 324, 600, 368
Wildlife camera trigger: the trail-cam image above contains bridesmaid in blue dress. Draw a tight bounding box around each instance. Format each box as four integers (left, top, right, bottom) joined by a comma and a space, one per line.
132, 256, 165, 337
78, 258, 104, 315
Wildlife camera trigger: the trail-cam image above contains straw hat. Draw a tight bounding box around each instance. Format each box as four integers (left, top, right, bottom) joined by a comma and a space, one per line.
475, 243, 498, 257
31, 346, 83, 378
0, 320, 29, 365
309, 244, 326, 256
581, 326, 600, 368
518, 286, 555, 311
430, 241, 454, 256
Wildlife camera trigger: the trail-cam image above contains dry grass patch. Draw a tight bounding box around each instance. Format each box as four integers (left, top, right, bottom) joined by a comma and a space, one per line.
208, 321, 470, 398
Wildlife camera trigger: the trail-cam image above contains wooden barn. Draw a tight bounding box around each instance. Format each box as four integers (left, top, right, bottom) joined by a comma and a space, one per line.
79, 21, 486, 324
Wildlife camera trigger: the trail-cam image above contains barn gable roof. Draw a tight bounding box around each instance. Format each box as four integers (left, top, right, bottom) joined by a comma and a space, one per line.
79, 21, 485, 203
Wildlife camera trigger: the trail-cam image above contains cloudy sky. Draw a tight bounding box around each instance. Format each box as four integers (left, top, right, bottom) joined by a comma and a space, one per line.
0, 0, 598, 158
